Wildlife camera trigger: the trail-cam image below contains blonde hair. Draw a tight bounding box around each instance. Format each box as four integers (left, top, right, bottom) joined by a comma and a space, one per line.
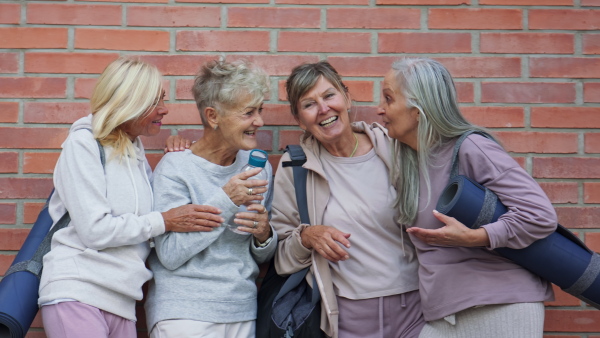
91, 57, 163, 159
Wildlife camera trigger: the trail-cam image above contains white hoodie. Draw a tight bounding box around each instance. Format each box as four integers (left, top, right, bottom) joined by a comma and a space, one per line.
38, 115, 165, 321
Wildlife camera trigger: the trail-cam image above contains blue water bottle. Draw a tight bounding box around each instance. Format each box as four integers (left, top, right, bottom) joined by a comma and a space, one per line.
228, 149, 268, 233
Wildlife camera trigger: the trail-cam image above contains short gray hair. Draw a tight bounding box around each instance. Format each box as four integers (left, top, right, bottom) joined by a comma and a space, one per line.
192, 58, 269, 125
389, 58, 494, 224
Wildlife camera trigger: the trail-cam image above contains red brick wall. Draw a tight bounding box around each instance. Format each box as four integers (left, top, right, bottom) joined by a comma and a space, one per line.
1, 1, 599, 336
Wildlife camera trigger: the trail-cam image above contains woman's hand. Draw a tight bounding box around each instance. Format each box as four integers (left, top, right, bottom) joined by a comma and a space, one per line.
301, 225, 351, 263
406, 210, 491, 247
222, 167, 269, 207
234, 204, 271, 243
161, 204, 224, 232
164, 135, 192, 153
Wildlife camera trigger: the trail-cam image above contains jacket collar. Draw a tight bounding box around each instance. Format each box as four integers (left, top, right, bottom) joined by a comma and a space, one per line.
299, 121, 393, 176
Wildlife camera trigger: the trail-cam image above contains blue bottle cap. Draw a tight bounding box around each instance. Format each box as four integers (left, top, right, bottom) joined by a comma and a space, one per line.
248, 149, 268, 168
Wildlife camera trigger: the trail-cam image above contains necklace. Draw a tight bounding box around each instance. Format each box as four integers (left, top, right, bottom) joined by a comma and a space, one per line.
349, 133, 359, 157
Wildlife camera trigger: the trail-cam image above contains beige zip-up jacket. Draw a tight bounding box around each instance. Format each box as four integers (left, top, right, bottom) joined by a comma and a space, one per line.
270, 121, 419, 338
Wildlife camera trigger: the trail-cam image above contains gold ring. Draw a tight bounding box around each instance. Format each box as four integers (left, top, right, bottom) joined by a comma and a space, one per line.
247, 187, 253, 195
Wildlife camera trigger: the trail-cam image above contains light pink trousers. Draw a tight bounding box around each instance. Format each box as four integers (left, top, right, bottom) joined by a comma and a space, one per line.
41, 301, 136, 338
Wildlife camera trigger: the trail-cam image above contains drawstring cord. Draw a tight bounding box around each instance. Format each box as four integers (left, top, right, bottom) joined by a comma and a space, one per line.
378, 297, 384, 338
400, 225, 406, 256
378, 294, 407, 338
125, 156, 139, 216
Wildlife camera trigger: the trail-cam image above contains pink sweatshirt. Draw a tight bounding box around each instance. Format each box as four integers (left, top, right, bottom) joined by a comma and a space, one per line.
411, 134, 556, 321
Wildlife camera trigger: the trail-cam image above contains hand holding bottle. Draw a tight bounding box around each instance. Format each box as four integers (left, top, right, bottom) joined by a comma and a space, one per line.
222, 167, 268, 207
226, 149, 270, 234
234, 203, 271, 242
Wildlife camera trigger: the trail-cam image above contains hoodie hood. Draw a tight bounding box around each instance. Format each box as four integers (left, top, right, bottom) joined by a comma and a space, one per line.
70, 114, 145, 162
71, 114, 94, 133
63, 114, 94, 149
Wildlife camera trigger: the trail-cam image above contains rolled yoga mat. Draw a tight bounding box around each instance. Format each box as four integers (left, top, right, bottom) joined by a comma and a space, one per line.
0, 196, 59, 338
436, 175, 600, 310
0, 140, 102, 337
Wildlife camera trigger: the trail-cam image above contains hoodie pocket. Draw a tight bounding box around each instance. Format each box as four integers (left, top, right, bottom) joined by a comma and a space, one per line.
74, 247, 152, 300
42, 254, 79, 282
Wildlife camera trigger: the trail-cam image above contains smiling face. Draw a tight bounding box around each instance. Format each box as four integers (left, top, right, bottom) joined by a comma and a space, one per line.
295, 76, 352, 146
379, 70, 420, 150
122, 90, 168, 140
211, 93, 265, 152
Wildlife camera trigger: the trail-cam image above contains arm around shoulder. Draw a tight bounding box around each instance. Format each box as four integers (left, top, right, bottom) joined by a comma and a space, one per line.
151, 156, 226, 270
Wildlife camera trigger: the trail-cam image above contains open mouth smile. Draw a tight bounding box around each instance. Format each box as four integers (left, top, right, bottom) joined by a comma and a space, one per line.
319, 116, 338, 127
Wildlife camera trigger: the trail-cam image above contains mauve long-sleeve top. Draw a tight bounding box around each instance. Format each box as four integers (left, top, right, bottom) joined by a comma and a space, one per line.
410, 133, 556, 321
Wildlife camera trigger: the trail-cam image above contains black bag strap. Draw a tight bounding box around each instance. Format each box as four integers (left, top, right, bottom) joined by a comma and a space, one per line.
278, 145, 320, 306
283, 145, 310, 225
5, 139, 105, 279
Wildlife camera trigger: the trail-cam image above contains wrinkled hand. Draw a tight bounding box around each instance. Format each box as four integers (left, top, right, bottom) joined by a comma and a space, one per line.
301, 225, 351, 263
164, 135, 192, 153
234, 204, 271, 243
406, 210, 490, 247
161, 204, 224, 232
222, 167, 269, 207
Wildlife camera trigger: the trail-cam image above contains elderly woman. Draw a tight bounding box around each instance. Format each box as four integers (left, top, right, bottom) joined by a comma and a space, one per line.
270, 61, 424, 338
378, 57, 556, 337
38, 58, 224, 338
144, 59, 277, 338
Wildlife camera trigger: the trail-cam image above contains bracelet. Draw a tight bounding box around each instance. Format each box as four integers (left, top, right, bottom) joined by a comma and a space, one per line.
255, 236, 273, 248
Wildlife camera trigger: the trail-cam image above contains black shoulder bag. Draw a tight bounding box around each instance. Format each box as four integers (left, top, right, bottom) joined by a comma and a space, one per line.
256, 145, 324, 338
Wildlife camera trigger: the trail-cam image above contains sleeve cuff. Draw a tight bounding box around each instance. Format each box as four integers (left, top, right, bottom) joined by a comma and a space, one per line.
292, 223, 313, 261
150, 211, 167, 238
482, 222, 502, 250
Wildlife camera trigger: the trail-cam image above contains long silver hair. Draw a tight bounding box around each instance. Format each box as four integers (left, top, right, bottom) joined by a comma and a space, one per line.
390, 58, 495, 225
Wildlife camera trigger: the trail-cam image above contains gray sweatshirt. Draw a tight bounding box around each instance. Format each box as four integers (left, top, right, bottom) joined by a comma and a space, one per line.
144, 149, 277, 331
412, 134, 556, 321
38, 115, 165, 321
